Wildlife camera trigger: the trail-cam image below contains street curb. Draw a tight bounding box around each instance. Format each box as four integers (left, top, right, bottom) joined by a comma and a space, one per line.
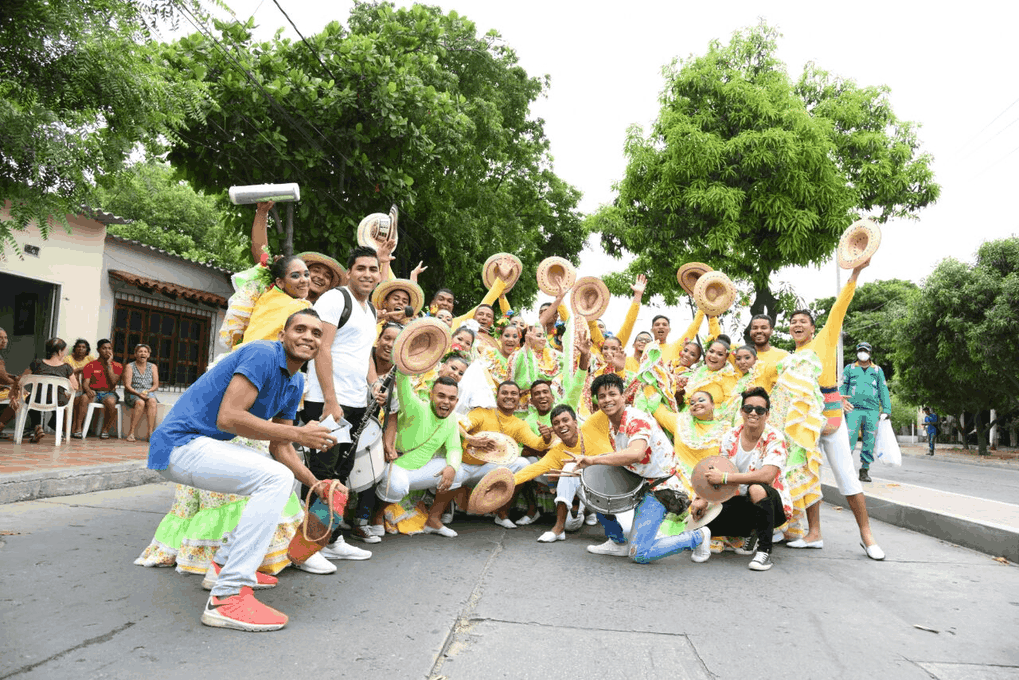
0, 462, 162, 505
821, 482, 1019, 563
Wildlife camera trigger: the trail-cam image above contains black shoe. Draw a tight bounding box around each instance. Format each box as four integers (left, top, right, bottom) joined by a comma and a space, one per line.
927, 450, 935, 456
859, 468, 872, 482
735, 533, 757, 556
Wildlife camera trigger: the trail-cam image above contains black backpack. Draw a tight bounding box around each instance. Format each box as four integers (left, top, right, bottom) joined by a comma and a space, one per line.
336, 287, 376, 330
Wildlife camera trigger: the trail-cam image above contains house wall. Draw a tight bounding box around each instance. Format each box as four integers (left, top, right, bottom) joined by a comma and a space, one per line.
0, 210, 106, 373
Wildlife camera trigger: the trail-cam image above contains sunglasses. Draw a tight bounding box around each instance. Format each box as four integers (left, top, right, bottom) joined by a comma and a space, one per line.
741, 405, 768, 416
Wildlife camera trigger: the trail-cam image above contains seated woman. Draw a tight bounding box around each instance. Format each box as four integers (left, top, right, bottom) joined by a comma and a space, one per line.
0, 338, 78, 443
653, 390, 729, 476
63, 338, 95, 387
0, 328, 19, 434
689, 387, 793, 571
123, 343, 160, 442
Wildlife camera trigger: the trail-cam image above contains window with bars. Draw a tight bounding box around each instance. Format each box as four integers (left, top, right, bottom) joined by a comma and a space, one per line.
111, 301, 210, 387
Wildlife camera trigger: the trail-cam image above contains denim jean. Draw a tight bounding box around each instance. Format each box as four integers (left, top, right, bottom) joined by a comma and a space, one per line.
159, 436, 294, 597
598, 492, 703, 563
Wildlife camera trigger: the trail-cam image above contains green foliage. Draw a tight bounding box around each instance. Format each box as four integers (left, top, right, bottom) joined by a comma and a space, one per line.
889, 391, 918, 433
162, 1, 584, 305
94, 160, 247, 270
807, 278, 918, 380
592, 21, 938, 321
893, 238, 1019, 454
0, 0, 210, 254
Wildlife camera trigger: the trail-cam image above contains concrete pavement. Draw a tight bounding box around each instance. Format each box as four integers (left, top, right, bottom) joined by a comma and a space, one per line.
1, 483, 1017, 680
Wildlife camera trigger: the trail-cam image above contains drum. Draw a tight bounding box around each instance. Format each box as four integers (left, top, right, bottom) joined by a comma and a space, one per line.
578, 466, 647, 515
347, 417, 385, 493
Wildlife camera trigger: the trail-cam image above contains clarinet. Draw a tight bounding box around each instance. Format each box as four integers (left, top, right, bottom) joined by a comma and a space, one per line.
348, 366, 396, 454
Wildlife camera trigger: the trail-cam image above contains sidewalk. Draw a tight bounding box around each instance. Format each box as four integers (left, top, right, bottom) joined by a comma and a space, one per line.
899, 442, 1019, 469
0, 436, 158, 504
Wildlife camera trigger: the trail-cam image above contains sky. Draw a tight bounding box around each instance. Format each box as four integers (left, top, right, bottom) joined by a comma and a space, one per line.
197, 0, 1019, 338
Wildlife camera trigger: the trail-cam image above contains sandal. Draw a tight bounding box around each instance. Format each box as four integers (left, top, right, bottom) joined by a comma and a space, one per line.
30, 427, 46, 444
125, 434, 136, 442
100, 431, 110, 440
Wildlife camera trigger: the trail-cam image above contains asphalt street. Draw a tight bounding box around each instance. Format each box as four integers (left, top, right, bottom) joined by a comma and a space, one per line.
852, 446, 1019, 505
1, 483, 1017, 680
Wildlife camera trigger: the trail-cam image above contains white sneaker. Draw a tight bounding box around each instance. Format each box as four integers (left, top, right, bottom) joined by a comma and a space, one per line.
537, 530, 565, 543
320, 536, 372, 561
369, 524, 385, 537
772, 531, 785, 544
292, 551, 337, 574
441, 501, 456, 525
691, 527, 712, 563
516, 510, 541, 526
586, 539, 629, 556
564, 512, 584, 533
422, 524, 458, 538
494, 516, 517, 529
584, 513, 598, 526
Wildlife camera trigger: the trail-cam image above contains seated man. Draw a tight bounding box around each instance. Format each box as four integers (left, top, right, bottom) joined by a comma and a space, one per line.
513, 405, 607, 542
689, 387, 791, 572
147, 309, 341, 632
72, 338, 123, 439
438, 380, 552, 529
572, 373, 708, 564
373, 375, 464, 537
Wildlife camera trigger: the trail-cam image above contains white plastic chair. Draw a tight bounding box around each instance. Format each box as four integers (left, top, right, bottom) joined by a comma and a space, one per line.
12, 376, 74, 445
81, 392, 123, 439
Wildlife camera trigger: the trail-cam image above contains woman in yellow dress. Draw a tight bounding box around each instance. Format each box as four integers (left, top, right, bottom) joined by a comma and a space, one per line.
683, 338, 738, 419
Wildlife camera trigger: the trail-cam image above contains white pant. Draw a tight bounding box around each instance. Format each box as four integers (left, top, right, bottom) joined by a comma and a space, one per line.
159, 436, 294, 597
458, 457, 530, 486
532, 462, 583, 507
375, 458, 462, 504
819, 420, 864, 496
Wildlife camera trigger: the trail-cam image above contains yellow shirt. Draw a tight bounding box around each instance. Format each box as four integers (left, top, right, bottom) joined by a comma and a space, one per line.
65, 354, 96, 373
797, 280, 856, 389
452, 277, 508, 329
241, 287, 311, 345
512, 415, 611, 485
755, 346, 789, 366
660, 311, 721, 364
462, 407, 550, 465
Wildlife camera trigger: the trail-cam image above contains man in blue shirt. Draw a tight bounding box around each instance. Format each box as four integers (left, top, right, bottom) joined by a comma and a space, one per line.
148, 309, 339, 632
923, 407, 939, 456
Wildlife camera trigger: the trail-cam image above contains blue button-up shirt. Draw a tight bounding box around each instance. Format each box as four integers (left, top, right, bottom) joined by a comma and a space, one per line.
147, 341, 303, 470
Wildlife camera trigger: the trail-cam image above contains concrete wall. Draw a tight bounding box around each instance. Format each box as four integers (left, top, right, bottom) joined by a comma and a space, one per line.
0, 210, 106, 373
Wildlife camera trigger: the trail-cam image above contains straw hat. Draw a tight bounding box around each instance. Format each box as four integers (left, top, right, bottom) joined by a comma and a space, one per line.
836, 218, 881, 269
356, 204, 399, 250
467, 467, 516, 515
687, 502, 723, 531
371, 279, 425, 317
466, 431, 519, 465
482, 253, 523, 293
536, 256, 577, 295
693, 271, 737, 316
571, 276, 610, 320
691, 455, 739, 503
392, 317, 451, 375
295, 252, 346, 289
677, 262, 713, 297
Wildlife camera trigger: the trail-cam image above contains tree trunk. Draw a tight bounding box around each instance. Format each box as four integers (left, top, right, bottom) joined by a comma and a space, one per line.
975, 411, 988, 456
745, 281, 779, 343
959, 412, 968, 449
989, 409, 997, 450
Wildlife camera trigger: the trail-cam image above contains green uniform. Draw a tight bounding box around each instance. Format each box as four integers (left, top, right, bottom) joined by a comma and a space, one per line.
840, 362, 890, 469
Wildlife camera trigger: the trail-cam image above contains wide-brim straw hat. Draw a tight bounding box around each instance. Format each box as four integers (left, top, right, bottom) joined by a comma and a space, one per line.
467, 467, 516, 514
691, 455, 739, 503
356, 205, 399, 249
836, 218, 881, 269
536, 256, 577, 295
687, 502, 723, 530
467, 431, 520, 465
677, 262, 713, 297
693, 271, 737, 316
295, 252, 346, 289
371, 279, 425, 317
571, 276, 610, 320
392, 317, 451, 375
482, 253, 523, 293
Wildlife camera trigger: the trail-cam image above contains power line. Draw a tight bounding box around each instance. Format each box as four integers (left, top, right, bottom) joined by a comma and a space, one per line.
959, 114, 1019, 162
955, 95, 1019, 157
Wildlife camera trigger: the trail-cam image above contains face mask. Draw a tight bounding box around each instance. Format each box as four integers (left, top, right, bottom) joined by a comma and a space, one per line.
857, 351, 871, 362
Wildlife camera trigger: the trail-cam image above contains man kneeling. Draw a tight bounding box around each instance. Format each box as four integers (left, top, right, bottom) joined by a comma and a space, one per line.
689, 387, 792, 571
147, 310, 341, 632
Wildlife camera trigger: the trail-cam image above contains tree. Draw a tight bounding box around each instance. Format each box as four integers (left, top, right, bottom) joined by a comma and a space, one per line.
93, 159, 247, 270
893, 238, 1019, 455
808, 278, 918, 381
162, 1, 584, 305
592, 22, 939, 323
0, 0, 209, 254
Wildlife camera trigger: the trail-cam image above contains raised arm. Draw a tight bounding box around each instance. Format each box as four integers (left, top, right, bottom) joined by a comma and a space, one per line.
250, 201, 273, 264
614, 274, 646, 347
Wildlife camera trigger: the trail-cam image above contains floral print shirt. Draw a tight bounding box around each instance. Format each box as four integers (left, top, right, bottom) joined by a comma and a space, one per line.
719, 423, 792, 522
607, 406, 686, 493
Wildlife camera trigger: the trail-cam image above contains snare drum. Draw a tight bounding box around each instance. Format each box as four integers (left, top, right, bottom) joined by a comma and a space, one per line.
578, 466, 647, 515
347, 417, 386, 492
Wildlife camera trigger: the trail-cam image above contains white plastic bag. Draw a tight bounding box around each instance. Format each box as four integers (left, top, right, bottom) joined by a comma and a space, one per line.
874, 419, 902, 466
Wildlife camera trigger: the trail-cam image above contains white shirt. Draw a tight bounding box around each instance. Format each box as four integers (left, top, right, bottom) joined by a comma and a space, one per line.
735, 440, 754, 495
306, 287, 376, 407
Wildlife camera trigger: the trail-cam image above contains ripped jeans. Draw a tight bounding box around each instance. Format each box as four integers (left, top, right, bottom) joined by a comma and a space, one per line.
598, 492, 704, 564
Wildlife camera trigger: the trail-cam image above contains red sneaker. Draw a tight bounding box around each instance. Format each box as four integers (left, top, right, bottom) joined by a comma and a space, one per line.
201, 587, 288, 632
201, 561, 278, 591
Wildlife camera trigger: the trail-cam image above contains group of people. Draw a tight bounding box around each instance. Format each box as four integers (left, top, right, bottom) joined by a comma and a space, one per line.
125, 202, 892, 633
0, 333, 161, 443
